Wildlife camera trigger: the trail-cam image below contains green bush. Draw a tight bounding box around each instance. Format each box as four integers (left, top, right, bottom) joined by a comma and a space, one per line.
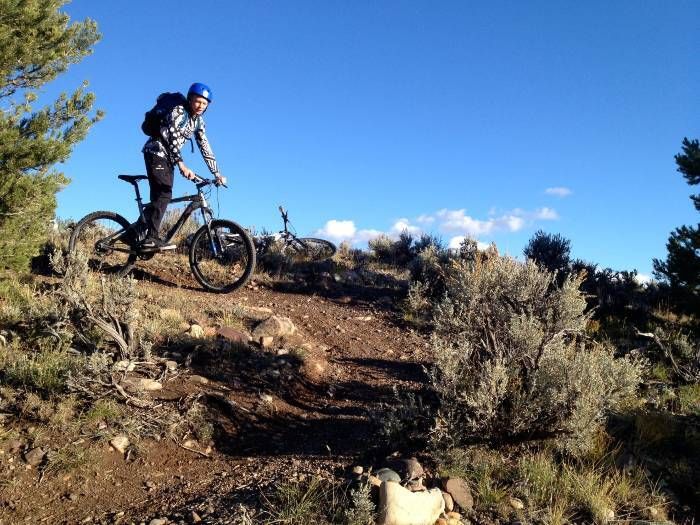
0, 345, 81, 394
428, 254, 644, 455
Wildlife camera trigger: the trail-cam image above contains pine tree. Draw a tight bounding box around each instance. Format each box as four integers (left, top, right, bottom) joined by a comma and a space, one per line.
653, 138, 700, 313
523, 230, 572, 275
0, 0, 101, 274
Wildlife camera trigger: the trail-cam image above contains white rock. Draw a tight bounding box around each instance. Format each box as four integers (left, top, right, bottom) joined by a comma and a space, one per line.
187, 324, 205, 338
236, 305, 273, 321
113, 360, 136, 373
259, 336, 274, 348
509, 497, 524, 510
260, 393, 274, 403
109, 435, 130, 454
377, 481, 444, 525
121, 377, 162, 393
189, 375, 210, 385
252, 316, 297, 339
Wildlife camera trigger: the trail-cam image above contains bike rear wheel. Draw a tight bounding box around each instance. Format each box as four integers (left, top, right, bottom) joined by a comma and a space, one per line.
189, 219, 256, 293
284, 237, 337, 262
68, 211, 136, 276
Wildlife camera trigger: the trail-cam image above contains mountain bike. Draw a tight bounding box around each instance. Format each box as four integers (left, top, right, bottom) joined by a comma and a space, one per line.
255, 206, 336, 262
68, 174, 256, 293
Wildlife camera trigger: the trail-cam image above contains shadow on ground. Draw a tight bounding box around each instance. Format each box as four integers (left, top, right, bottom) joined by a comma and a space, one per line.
159, 341, 431, 459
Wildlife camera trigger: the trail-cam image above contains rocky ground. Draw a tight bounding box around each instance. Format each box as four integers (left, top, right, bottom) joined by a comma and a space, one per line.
0, 258, 453, 524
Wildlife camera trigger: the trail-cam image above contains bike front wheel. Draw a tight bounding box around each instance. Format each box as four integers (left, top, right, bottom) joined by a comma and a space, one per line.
284, 237, 337, 262
68, 211, 136, 277
189, 219, 256, 293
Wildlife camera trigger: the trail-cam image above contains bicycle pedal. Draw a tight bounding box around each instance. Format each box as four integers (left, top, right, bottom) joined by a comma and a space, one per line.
157, 244, 177, 251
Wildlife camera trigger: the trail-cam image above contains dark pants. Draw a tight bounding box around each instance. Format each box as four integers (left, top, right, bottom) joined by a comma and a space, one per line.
143, 152, 174, 238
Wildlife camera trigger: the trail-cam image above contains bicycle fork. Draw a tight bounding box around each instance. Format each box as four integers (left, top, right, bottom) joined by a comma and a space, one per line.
200, 208, 221, 257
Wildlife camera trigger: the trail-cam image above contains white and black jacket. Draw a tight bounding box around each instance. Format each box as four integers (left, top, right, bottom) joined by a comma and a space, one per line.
142, 104, 219, 176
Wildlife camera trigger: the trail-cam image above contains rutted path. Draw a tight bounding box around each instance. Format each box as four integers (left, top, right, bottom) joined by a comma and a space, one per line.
0, 271, 434, 524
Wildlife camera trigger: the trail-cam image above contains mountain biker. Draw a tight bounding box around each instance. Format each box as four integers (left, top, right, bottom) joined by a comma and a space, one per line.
140, 82, 226, 250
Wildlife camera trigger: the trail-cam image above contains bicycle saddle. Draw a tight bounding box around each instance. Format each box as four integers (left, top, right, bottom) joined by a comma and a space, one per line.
118, 174, 148, 183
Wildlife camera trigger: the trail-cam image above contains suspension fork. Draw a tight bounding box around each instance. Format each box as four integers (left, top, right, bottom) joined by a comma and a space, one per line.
199, 207, 220, 256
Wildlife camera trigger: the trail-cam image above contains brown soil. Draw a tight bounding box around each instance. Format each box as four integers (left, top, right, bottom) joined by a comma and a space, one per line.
0, 258, 433, 524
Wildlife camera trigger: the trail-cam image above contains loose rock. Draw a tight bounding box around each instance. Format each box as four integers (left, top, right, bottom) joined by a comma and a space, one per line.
252, 315, 297, 339
375, 468, 402, 483
442, 492, 454, 513
113, 360, 136, 373
442, 478, 473, 511
259, 336, 274, 348
23, 447, 45, 466
189, 375, 210, 385
509, 497, 524, 510
109, 435, 130, 454
385, 457, 425, 481
121, 377, 162, 393
377, 481, 445, 525
236, 305, 273, 321
216, 326, 251, 344
187, 324, 205, 338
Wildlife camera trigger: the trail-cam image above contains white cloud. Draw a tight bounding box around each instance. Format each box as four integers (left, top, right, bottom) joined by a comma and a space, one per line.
545, 187, 572, 197
534, 207, 559, 220
316, 204, 560, 248
448, 235, 491, 250
391, 218, 422, 235
354, 229, 384, 243
634, 273, 652, 285
436, 209, 494, 235
315, 220, 384, 245
316, 219, 356, 242
435, 208, 536, 235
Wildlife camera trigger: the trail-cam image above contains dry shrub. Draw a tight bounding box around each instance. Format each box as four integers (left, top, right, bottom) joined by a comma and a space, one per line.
158, 207, 201, 247
429, 254, 644, 455
368, 232, 415, 267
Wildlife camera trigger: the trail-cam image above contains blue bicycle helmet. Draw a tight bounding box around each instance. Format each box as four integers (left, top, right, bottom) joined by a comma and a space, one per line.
187, 82, 213, 102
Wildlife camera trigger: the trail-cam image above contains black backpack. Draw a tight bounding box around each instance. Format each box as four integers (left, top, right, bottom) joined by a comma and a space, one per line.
141, 92, 187, 137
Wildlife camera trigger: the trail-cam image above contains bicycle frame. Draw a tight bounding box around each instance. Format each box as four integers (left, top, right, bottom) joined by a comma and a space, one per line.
127, 178, 220, 255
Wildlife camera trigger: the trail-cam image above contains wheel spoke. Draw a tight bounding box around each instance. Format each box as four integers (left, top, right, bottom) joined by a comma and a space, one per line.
69, 212, 136, 276
189, 220, 256, 293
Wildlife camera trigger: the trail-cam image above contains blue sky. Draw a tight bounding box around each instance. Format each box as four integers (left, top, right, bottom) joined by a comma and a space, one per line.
48, 1, 698, 278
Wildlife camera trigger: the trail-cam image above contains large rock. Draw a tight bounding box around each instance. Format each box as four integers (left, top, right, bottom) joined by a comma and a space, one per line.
121, 377, 163, 393
385, 457, 425, 481
24, 447, 45, 466
377, 481, 444, 525
252, 316, 297, 339
375, 468, 402, 483
216, 326, 251, 344
442, 477, 473, 511
236, 305, 273, 321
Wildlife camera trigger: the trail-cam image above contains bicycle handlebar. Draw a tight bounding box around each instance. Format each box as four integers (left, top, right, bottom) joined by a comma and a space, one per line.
193, 175, 227, 189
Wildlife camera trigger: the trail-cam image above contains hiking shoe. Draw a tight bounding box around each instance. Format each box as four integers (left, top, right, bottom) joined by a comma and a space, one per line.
140, 237, 176, 251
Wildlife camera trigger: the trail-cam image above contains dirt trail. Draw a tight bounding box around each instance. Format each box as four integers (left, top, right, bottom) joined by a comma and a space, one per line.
0, 266, 433, 524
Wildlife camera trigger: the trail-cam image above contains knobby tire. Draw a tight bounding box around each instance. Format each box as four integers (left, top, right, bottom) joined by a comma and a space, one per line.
189, 219, 256, 293
68, 211, 136, 277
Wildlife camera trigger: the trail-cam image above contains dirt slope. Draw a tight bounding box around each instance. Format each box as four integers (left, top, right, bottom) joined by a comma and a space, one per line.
0, 263, 433, 524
